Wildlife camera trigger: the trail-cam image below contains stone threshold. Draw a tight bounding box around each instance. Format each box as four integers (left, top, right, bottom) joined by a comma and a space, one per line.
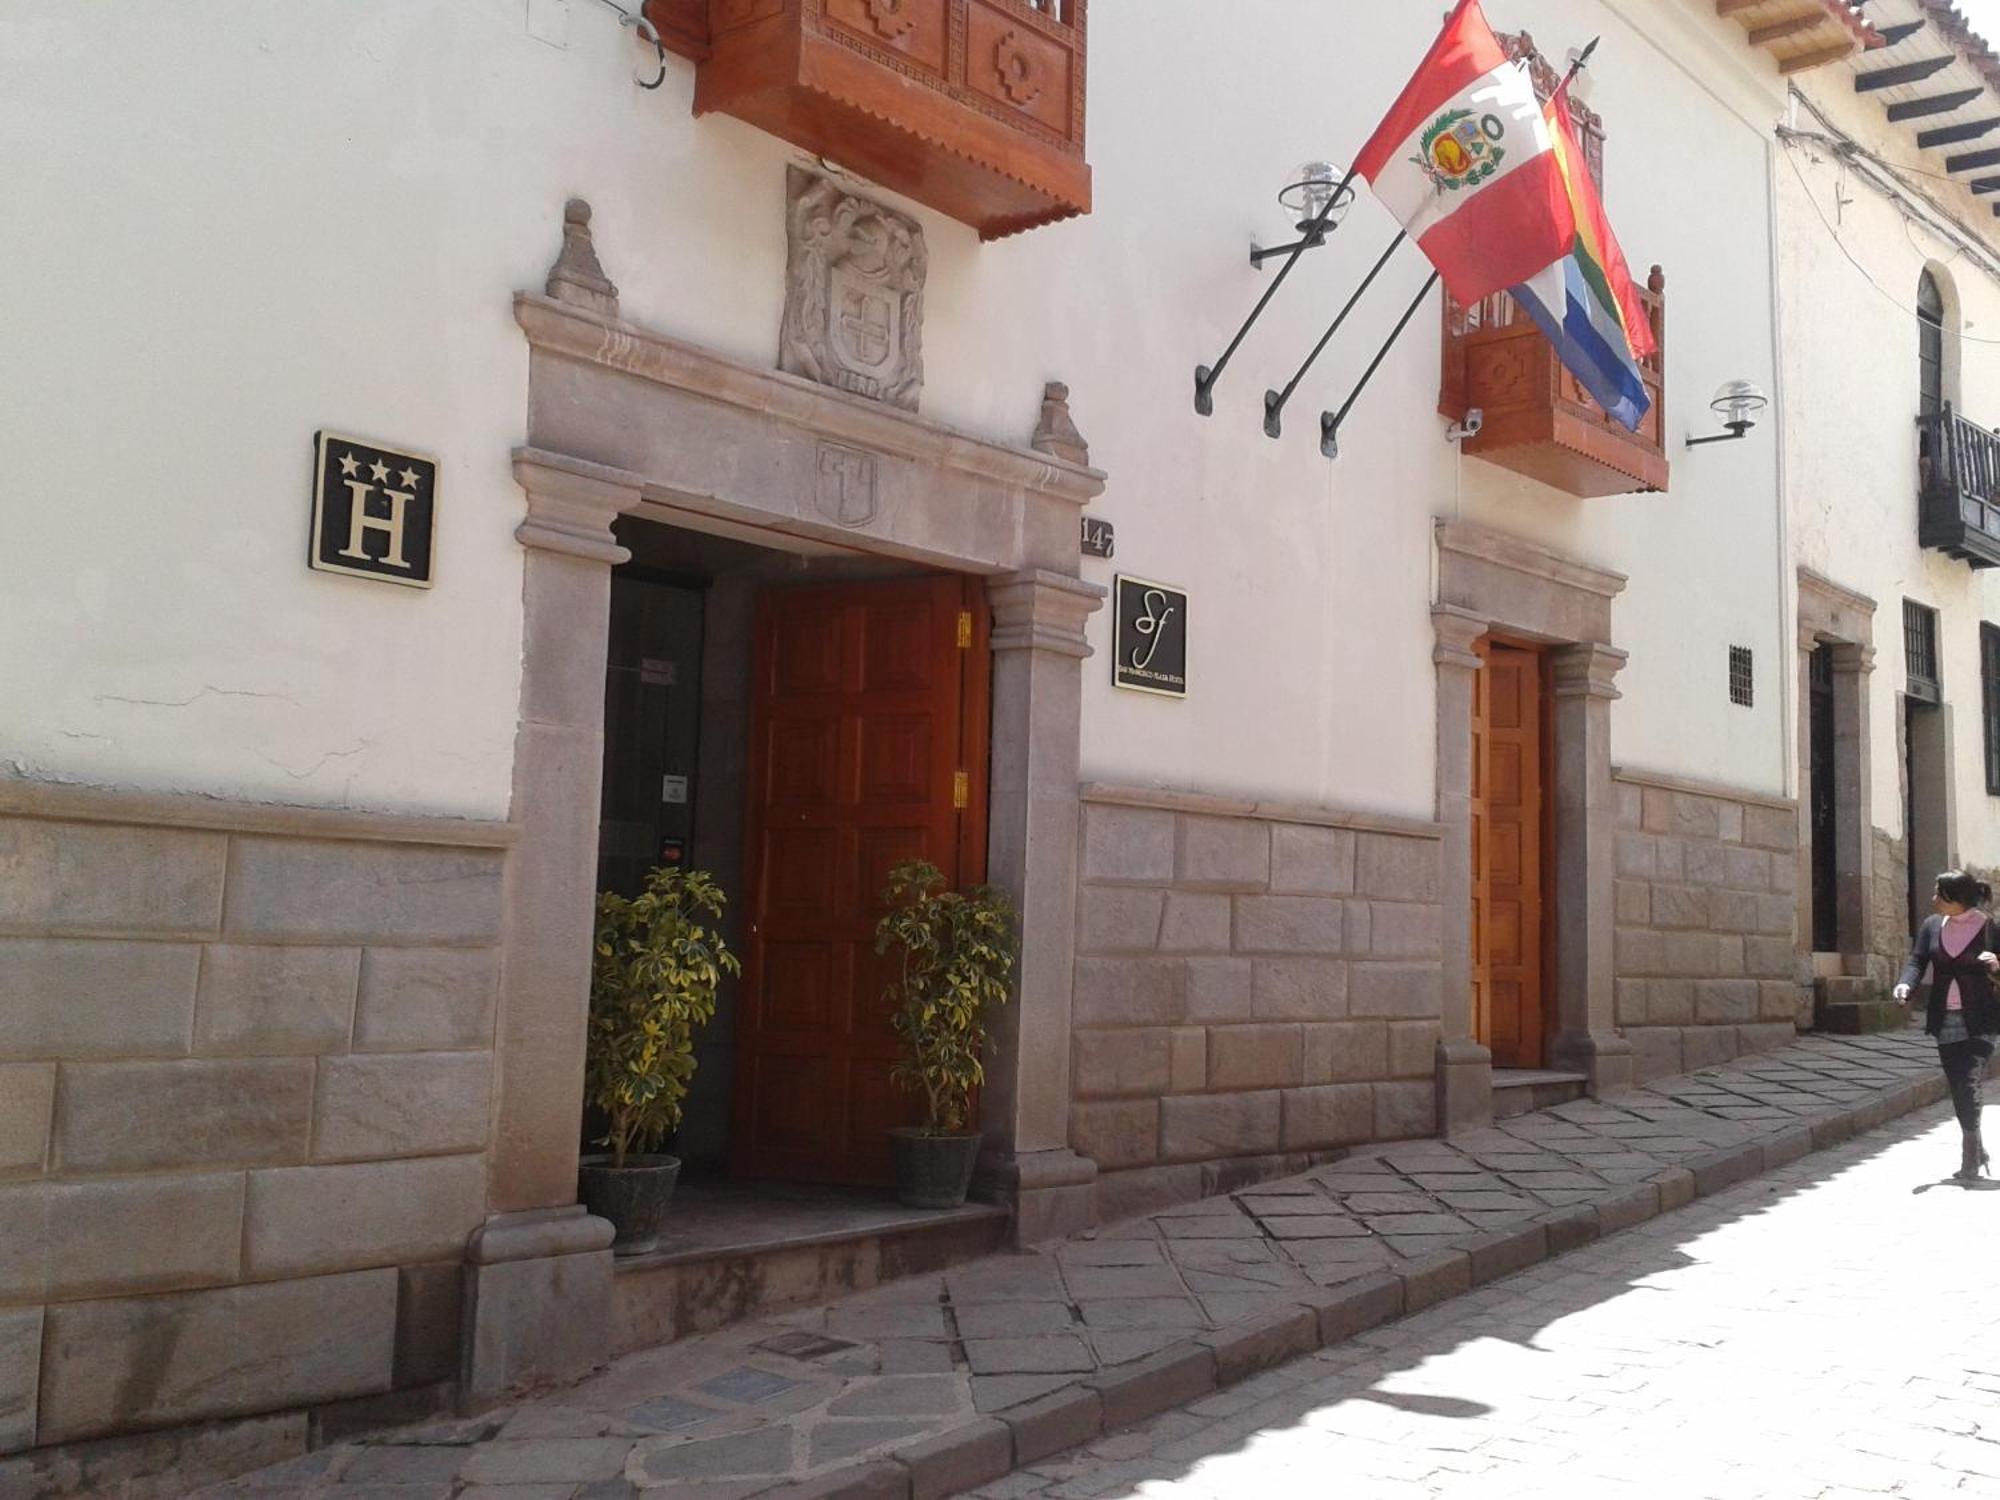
615, 1185, 1009, 1271
1490, 1068, 1589, 1120
759, 1038, 1957, 1498
1490, 1069, 1588, 1089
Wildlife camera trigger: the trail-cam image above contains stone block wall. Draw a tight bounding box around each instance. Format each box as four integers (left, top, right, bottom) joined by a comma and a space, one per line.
0, 784, 509, 1460
1612, 772, 1804, 1082
1069, 786, 1444, 1221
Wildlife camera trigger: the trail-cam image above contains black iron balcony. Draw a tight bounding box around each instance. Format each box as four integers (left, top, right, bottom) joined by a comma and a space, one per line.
1919, 403, 2000, 570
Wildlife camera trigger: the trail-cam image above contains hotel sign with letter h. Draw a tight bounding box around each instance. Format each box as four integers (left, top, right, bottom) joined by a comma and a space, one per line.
310, 432, 437, 588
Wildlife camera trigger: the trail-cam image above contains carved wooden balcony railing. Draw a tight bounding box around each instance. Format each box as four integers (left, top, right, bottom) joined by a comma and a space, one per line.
644, 0, 1090, 240
1438, 268, 1669, 499
1919, 403, 2000, 569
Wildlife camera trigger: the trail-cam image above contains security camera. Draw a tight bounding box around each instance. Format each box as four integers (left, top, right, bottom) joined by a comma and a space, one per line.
1446, 407, 1484, 443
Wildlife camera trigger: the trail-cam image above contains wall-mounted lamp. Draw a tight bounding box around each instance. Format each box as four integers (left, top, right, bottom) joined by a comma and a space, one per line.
1685, 380, 1769, 447
1249, 161, 1356, 269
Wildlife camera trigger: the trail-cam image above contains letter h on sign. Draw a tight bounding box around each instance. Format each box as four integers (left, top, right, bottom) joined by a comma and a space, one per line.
310, 431, 438, 588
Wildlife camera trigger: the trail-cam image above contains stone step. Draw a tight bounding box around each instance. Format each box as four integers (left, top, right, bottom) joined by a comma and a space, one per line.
607, 1182, 1009, 1356
1492, 1068, 1589, 1119
1814, 975, 1907, 1035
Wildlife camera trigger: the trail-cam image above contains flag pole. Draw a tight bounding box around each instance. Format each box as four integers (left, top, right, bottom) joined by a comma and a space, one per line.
1192, 164, 1360, 416
1317, 270, 1439, 458
1314, 36, 1598, 460
1261, 230, 1408, 439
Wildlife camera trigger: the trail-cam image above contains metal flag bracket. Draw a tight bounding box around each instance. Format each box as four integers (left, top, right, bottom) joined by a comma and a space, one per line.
1318, 269, 1440, 460
1192, 163, 1362, 416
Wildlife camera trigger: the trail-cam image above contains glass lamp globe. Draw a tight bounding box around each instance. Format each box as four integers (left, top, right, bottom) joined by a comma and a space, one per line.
1277, 161, 1353, 232
1710, 379, 1769, 427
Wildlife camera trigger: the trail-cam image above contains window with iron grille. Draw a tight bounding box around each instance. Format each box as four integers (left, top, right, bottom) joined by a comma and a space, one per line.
1984, 624, 2000, 795
1728, 646, 1754, 707
1906, 600, 1941, 704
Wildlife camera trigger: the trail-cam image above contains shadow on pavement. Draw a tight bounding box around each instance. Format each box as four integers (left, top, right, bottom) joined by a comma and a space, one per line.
992, 1101, 1997, 1500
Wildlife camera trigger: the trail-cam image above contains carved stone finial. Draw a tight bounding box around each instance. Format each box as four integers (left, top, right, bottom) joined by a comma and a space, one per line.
546, 198, 619, 316
1031, 381, 1089, 466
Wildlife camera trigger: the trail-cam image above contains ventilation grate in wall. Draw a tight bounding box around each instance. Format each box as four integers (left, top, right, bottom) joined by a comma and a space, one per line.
1729, 646, 1754, 708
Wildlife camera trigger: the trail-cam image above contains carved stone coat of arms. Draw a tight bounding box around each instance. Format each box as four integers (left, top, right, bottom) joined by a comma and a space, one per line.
780, 167, 927, 411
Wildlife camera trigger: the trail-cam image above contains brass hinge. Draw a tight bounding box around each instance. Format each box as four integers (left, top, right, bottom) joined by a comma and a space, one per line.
956, 610, 973, 649
952, 770, 970, 809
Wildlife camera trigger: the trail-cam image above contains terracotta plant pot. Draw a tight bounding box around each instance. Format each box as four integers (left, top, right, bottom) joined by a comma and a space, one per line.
577, 1153, 681, 1256
889, 1128, 983, 1210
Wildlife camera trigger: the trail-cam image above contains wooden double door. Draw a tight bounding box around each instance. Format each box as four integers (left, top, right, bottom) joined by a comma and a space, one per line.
730, 574, 989, 1186
1471, 639, 1549, 1070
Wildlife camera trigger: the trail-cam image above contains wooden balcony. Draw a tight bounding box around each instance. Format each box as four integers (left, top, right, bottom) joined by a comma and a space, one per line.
1919, 404, 2000, 569
1438, 269, 1670, 499
647, 0, 1090, 240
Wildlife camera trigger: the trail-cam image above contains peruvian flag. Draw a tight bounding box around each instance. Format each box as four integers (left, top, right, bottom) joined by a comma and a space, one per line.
1353, 0, 1575, 308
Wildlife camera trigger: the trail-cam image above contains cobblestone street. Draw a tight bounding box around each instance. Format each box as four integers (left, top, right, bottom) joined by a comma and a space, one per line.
970, 1103, 2000, 1500
144, 1030, 2000, 1500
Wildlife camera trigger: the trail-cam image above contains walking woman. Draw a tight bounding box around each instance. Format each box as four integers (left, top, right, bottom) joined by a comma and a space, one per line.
1893, 870, 2000, 1181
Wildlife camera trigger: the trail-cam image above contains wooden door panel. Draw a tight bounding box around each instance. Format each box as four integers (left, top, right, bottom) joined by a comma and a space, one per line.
846, 1058, 907, 1150
744, 1051, 840, 1160
766, 721, 842, 804
757, 942, 836, 1031
1471, 640, 1546, 1070
763, 827, 840, 909
862, 604, 942, 692
733, 573, 983, 1186
857, 716, 935, 803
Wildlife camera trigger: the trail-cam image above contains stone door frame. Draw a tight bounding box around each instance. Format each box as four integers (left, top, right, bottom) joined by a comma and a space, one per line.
1432, 520, 1630, 1133
466, 202, 1106, 1399
1793, 568, 1878, 976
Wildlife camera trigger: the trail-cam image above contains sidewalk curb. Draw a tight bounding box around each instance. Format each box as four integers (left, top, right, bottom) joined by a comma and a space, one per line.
770, 1060, 1957, 1499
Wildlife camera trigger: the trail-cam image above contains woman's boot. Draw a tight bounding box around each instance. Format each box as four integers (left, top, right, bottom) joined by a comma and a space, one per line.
1959, 1127, 1986, 1181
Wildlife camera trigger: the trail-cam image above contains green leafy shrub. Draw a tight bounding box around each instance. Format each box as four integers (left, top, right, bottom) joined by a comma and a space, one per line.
874, 859, 1017, 1135
585, 866, 740, 1168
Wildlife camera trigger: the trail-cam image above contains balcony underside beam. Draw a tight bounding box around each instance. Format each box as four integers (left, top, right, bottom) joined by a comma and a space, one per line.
1891, 89, 1987, 121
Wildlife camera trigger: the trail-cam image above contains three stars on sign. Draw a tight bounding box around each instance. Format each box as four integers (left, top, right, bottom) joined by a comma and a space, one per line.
335, 449, 422, 488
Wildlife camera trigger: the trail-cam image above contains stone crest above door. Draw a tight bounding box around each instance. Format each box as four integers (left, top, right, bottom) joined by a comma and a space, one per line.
781, 167, 927, 411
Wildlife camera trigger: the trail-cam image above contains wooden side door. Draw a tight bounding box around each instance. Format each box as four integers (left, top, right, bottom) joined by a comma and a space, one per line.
1472, 639, 1546, 1069
731, 573, 988, 1185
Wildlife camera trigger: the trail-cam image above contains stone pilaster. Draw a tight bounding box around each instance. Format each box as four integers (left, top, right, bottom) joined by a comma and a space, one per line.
1830, 642, 1876, 962
980, 569, 1104, 1244
462, 448, 641, 1405
1549, 642, 1633, 1095
1431, 605, 1492, 1136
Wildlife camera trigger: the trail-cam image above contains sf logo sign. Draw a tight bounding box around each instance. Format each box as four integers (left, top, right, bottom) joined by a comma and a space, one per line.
310, 432, 438, 588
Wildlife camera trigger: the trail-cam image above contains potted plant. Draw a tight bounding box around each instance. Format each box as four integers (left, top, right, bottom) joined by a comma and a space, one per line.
874, 859, 1018, 1209
578, 865, 740, 1255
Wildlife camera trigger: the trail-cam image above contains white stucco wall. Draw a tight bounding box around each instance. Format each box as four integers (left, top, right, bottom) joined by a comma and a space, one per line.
0, 0, 1790, 824
1780, 64, 2000, 862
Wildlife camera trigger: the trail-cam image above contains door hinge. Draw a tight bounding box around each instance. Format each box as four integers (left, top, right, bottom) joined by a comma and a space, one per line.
953, 770, 970, 809
956, 610, 973, 649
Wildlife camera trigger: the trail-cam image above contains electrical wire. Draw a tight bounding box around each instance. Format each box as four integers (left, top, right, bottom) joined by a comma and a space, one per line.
1785, 89, 2000, 274
1778, 128, 2000, 341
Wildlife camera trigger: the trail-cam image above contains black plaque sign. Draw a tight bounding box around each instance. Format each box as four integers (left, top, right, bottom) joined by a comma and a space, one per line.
1081, 516, 1115, 559
310, 431, 437, 588
1112, 575, 1187, 698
